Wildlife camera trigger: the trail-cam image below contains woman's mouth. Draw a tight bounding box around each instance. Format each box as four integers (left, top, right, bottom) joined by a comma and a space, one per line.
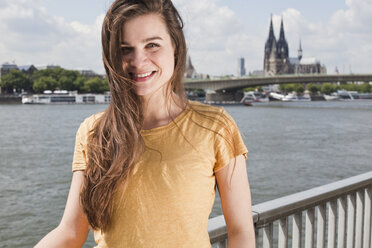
130, 71, 156, 82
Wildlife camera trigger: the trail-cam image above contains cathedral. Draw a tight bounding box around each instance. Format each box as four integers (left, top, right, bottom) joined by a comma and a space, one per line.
264, 16, 326, 75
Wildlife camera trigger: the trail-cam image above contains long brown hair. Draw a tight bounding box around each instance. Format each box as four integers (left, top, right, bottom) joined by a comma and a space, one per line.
80, 0, 187, 231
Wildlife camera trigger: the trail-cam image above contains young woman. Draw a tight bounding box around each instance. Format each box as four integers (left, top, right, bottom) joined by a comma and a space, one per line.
35, 0, 255, 247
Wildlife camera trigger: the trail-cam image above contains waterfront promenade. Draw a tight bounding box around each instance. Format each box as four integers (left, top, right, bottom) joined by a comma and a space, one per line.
209, 171, 372, 248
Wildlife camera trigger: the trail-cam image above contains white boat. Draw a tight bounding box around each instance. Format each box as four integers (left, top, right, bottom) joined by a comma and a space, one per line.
324, 93, 339, 101
21, 91, 111, 104
269, 92, 285, 101
282, 93, 311, 102
242, 91, 269, 103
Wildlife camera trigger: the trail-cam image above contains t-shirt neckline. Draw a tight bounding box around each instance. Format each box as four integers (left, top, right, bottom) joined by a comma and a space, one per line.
140, 101, 191, 136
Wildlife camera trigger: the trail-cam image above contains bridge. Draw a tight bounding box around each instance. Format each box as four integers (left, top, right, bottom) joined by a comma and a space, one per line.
184, 74, 372, 102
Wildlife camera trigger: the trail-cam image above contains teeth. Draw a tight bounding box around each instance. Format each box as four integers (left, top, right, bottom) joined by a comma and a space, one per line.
135, 72, 152, 78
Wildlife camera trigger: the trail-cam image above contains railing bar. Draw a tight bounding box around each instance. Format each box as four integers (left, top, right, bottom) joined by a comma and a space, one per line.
337, 196, 347, 248
363, 187, 371, 248
328, 201, 337, 248
255, 227, 259, 248
355, 190, 364, 248
279, 217, 288, 248
305, 208, 315, 248
263, 223, 273, 248
293, 213, 302, 248
346, 193, 356, 248
317, 204, 326, 248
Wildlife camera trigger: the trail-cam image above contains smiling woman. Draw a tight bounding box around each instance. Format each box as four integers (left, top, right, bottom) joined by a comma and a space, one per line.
35, 0, 255, 247
120, 14, 175, 97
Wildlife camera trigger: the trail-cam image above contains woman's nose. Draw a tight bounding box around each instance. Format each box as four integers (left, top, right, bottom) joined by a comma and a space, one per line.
128, 49, 147, 68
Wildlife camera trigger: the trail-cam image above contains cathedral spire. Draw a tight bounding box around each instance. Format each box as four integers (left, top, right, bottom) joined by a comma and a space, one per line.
265, 15, 276, 56
277, 16, 289, 59
268, 14, 275, 41
279, 17, 285, 41
298, 38, 303, 60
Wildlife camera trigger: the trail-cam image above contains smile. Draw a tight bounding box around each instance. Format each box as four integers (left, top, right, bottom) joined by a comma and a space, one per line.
130, 71, 156, 82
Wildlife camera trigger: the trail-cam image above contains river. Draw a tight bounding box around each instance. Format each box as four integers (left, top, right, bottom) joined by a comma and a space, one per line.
1, 100, 371, 247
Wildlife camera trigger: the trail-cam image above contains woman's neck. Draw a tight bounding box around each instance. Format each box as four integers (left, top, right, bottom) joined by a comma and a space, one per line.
141, 91, 185, 130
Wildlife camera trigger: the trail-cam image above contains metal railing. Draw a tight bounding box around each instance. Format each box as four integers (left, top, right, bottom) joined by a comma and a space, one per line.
208, 171, 372, 248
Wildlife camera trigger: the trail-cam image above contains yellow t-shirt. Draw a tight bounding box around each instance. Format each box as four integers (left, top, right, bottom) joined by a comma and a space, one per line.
72, 100, 247, 248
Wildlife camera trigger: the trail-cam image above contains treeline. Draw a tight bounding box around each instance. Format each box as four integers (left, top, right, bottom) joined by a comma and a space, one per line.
245, 83, 372, 95
1, 68, 109, 94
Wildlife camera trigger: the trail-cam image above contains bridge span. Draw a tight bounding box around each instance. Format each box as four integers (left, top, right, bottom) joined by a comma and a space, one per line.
184, 74, 372, 92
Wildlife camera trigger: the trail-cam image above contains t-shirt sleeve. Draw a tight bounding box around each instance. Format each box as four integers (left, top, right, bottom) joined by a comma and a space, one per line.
213, 108, 248, 172
72, 120, 89, 172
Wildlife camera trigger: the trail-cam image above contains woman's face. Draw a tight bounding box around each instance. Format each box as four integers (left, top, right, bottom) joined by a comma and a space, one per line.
121, 14, 175, 96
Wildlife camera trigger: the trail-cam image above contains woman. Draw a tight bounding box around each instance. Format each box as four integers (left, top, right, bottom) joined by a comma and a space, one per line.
35, 0, 255, 247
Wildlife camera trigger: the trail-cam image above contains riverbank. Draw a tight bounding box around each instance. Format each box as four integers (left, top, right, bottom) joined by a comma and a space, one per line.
0, 95, 21, 104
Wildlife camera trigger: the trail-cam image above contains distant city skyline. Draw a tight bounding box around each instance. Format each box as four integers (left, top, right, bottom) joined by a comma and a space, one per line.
0, 0, 371, 76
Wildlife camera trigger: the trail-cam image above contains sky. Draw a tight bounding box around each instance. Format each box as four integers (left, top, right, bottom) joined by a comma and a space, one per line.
1, 0, 371, 76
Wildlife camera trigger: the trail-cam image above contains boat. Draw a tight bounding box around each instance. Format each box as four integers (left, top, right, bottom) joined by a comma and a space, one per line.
282, 93, 311, 102
21, 91, 111, 104
268, 92, 285, 101
324, 93, 340, 101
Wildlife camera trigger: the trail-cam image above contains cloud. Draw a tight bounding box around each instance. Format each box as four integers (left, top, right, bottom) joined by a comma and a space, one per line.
1, 0, 371, 76
174, 0, 254, 76
0, 0, 104, 72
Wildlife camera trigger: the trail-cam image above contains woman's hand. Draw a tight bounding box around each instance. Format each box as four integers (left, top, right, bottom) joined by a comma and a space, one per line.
34, 171, 90, 248
215, 155, 256, 248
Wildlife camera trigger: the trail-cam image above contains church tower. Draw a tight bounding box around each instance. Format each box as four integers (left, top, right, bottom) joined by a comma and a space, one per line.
264, 16, 277, 75
276, 17, 289, 74
264, 16, 291, 75
298, 39, 303, 60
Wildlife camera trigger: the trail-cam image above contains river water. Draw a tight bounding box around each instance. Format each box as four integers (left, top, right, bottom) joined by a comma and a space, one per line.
1, 100, 371, 247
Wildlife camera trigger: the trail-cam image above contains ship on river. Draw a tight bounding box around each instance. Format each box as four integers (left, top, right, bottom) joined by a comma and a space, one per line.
21, 90, 111, 104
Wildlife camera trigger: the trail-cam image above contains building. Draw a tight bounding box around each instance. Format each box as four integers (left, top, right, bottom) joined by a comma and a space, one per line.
264, 16, 326, 75
0, 62, 19, 77
237, 58, 246, 77
185, 56, 196, 79
19, 65, 38, 75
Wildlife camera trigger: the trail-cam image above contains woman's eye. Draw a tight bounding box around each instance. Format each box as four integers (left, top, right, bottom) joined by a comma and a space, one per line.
147, 43, 159, 48
121, 47, 132, 55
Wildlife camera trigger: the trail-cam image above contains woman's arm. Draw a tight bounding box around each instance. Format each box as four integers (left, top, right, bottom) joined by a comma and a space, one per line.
215, 155, 255, 248
35, 171, 90, 248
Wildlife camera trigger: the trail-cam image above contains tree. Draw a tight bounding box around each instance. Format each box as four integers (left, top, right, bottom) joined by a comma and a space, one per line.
293, 84, 304, 94
82, 77, 109, 93
1, 70, 31, 93
307, 83, 320, 95
73, 76, 87, 93
321, 83, 337, 95
33, 76, 58, 93
359, 83, 371, 93
32, 67, 80, 91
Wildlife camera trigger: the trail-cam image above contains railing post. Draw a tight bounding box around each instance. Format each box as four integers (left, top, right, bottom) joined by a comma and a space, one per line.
355, 190, 364, 248
363, 187, 371, 248
328, 201, 337, 248
305, 208, 315, 248
263, 223, 273, 248
347, 193, 356, 248
292, 213, 302, 248
279, 217, 288, 248
338, 196, 347, 248
317, 204, 326, 248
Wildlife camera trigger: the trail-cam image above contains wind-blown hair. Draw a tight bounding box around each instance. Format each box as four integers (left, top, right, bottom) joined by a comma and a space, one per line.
80, 0, 187, 231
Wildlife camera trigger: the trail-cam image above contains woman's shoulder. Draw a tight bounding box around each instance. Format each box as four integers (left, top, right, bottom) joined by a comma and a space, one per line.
77, 111, 105, 136
188, 100, 231, 120
188, 100, 224, 115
